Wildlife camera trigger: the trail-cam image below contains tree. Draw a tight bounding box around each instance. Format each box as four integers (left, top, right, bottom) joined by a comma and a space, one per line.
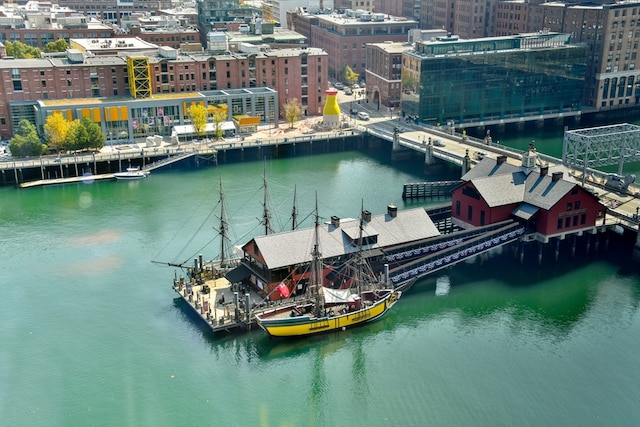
44, 111, 70, 153
188, 104, 208, 137
67, 119, 90, 152
81, 116, 105, 151
66, 117, 105, 152
283, 98, 303, 129
5, 41, 41, 59
8, 120, 44, 157
211, 111, 226, 140
341, 65, 359, 86
44, 38, 69, 53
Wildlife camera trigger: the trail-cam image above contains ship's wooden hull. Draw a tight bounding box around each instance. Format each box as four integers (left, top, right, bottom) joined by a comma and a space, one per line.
255, 290, 401, 337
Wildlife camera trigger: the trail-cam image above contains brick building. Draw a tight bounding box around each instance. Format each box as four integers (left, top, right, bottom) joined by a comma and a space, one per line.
451, 146, 605, 242
365, 41, 412, 109
288, 9, 418, 81
0, 45, 328, 139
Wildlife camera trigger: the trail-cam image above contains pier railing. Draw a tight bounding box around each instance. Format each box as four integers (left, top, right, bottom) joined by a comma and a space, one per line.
388, 220, 526, 286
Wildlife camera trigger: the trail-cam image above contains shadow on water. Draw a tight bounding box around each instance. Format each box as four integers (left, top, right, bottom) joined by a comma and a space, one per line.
398, 233, 640, 339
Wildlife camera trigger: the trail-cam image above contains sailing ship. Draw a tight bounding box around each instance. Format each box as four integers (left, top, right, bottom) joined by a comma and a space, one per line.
254, 201, 402, 338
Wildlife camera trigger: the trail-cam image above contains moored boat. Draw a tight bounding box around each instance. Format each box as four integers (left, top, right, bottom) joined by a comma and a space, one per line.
114, 167, 149, 180
254, 200, 402, 338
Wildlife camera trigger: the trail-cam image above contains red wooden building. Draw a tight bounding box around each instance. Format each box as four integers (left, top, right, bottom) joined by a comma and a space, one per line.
451, 145, 606, 243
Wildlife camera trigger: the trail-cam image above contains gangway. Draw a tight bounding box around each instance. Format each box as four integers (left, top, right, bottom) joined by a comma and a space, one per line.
387, 220, 526, 288
144, 150, 198, 172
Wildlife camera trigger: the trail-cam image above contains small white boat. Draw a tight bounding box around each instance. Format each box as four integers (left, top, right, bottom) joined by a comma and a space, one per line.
114, 167, 149, 180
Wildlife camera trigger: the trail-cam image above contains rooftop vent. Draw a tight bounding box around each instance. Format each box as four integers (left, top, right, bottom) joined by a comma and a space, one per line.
387, 204, 398, 218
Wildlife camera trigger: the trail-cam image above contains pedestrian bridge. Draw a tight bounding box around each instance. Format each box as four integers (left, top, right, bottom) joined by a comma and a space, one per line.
384, 220, 526, 288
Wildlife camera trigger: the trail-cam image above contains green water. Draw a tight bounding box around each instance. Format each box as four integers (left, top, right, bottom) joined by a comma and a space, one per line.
1, 143, 639, 426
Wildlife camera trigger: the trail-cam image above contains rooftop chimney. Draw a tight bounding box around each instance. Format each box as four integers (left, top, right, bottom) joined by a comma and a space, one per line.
551, 171, 563, 182
331, 215, 340, 228
362, 210, 372, 222
496, 155, 507, 165
387, 204, 398, 218
540, 165, 549, 176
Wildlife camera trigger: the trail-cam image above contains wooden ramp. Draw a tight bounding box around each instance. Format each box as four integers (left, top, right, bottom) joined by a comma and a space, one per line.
145, 150, 198, 172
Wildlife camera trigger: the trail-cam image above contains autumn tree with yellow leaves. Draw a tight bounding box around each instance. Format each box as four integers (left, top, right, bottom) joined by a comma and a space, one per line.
44, 111, 70, 154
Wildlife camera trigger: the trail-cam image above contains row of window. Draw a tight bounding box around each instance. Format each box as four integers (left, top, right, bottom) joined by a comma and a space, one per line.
557, 214, 587, 230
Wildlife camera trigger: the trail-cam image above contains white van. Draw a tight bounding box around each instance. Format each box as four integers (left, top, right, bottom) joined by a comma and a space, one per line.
357, 111, 370, 120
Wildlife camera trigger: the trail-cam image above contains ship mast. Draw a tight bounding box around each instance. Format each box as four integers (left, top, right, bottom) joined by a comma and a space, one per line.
311, 194, 323, 317
217, 177, 231, 268
259, 159, 273, 235
291, 185, 298, 230
355, 200, 365, 294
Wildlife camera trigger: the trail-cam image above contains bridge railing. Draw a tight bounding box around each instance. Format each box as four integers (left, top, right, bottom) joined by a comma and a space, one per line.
388, 221, 526, 286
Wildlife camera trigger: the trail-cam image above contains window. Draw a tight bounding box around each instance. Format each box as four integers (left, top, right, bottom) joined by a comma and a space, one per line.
467, 205, 473, 221
41, 81, 46, 87
567, 202, 573, 211
557, 218, 563, 229
565, 217, 571, 228
455, 200, 461, 216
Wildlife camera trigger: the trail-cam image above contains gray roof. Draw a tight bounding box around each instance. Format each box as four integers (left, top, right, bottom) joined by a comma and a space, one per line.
462, 155, 578, 210
249, 207, 440, 269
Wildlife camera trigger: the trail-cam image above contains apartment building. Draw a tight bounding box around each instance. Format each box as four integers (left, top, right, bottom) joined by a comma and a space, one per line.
0, 44, 328, 139
528, 1, 640, 112
288, 9, 418, 81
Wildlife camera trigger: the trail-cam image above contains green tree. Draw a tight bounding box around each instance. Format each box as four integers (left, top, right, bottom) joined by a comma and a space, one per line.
342, 65, 359, 86
5, 41, 41, 59
81, 116, 105, 151
8, 120, 44, 157
188, 104, 208, 137
67, 119, 90, 152
211, 111, 226, 139
283, 98, 303, 129
44, 111, 70, 153
44, 38, 69, 53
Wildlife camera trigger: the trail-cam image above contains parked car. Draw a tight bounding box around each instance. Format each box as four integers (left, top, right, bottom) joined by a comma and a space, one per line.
352, 83, 360, 89
345, 88, 353, 95
335, 82, 344, 90
474, 151, 487, 160
350, 109, 358, 115
433, 139, 446, 147
357, 111, 370, 120
394, 127, 406, 133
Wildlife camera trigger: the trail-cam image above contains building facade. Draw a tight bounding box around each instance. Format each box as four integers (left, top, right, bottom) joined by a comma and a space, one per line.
451, 146, 605, 243
528, 1, 640, 112
401, 32, 587, 127
0, 45, 328, 140
365, 41, 412, 109
288, 9, 418, 81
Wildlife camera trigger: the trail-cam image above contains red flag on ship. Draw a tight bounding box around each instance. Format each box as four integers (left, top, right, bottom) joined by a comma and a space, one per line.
277, 282, 290, 298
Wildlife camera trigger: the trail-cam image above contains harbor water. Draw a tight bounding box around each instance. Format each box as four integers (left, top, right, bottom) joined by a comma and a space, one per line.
1, 130, 639, 426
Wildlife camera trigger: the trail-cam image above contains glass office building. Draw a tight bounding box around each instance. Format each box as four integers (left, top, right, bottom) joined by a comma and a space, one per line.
402, 33, 587, 126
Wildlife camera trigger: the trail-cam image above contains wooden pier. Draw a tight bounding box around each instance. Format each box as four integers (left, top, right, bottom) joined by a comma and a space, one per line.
402, 180, 462, 200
